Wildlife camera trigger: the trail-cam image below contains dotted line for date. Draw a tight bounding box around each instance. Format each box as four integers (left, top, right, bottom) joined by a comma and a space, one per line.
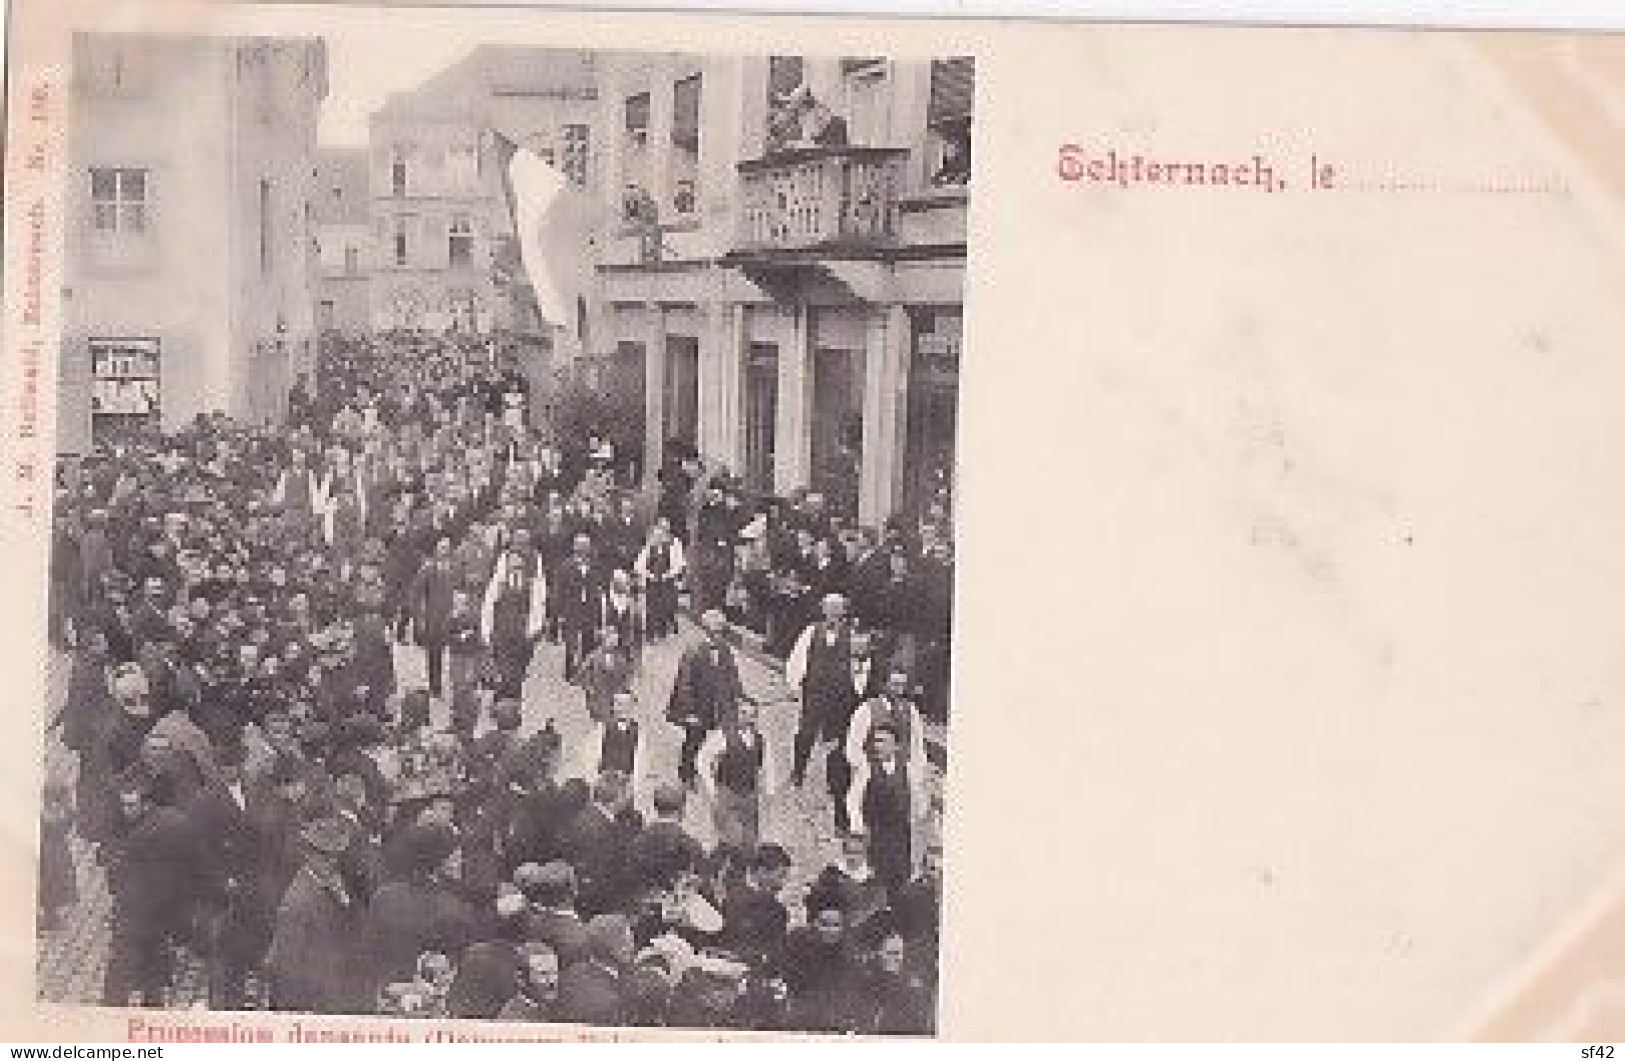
1338, 177, 1569, 195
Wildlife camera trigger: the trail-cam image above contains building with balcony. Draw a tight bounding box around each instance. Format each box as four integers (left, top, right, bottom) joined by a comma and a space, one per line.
365, 46, 600, 337
314, 147, 373, 335
58, 33, 329, 454
594, 53, 972, 525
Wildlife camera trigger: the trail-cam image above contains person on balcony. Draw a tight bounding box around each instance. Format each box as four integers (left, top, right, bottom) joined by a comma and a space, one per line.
768, 84, 849, 154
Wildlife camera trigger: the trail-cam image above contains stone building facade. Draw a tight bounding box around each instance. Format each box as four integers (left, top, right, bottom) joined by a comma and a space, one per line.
58, 33, 328, 453
593, 53, 971, 525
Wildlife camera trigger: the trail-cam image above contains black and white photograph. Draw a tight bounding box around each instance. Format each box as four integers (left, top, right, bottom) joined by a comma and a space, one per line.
39, 30, 970, 1035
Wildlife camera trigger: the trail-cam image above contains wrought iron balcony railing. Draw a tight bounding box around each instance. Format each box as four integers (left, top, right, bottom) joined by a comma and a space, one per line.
736, 145, 909, 253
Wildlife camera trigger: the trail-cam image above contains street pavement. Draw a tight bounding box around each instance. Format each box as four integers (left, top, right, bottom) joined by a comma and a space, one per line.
34, 617, 933, 1008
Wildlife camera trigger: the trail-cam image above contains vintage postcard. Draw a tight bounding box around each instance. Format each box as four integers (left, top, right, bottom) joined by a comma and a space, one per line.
3, 0, 1625, 1044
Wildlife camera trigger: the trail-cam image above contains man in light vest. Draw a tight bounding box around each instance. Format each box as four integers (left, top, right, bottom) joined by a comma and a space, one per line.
784, 593, 854, 788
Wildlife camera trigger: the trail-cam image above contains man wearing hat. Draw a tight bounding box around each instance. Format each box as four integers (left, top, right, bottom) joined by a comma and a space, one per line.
267, 816, 366, 1014
665, 609, 751, 788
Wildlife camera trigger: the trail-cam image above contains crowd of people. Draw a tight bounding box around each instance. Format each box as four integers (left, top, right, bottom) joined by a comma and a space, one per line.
41, 329, 950, 1034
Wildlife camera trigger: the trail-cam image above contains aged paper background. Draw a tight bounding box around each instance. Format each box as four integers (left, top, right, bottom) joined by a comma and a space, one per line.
6, 0, 1625, 1041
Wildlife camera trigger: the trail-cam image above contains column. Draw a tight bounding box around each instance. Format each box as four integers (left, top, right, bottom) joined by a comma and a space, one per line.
773, 305, 813, 496
698, 301, 745, 473
723, 303, 748, 469
891, 61, 932, 161
642, 305, 665, 485
858, 303, 911, 526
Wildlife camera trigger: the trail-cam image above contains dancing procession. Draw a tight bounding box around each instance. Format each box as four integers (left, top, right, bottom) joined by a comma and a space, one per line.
40, 329, 953, 1035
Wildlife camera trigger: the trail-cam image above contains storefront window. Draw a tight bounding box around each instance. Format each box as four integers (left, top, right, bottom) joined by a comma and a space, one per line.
89, 337, 161, 446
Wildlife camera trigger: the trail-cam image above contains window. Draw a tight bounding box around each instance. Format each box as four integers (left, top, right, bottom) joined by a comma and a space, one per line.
89, 338, 161, 444
624, 93, 650, 139
768, 56, 805, 104
391, 149, 409, 197
843, 59, 890, 147
90, 167, 148, 233
766, 56, 809, 154
239, 44, 274, 126
447, 144, 478, 190
344, 245, 360, 275
258, 179, 272, 274
392, 214, 414, 267
448, 214, 473, 267
670, 75, 701, 215
926, 57, 975, 188
94, 43, 126, 92
562, 124, 590, 188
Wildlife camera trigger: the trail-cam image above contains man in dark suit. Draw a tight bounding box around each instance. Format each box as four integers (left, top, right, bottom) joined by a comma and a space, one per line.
552, 533, 608, 685
358, 824, 484, 995
186, 743, 278, 1010
103, 782, 196, 1007
412, 535, 460, 699
781, 890, 862, 1033
555, 772, 637, 916
665, 609, 753, 787
266, 816, 367, 1015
